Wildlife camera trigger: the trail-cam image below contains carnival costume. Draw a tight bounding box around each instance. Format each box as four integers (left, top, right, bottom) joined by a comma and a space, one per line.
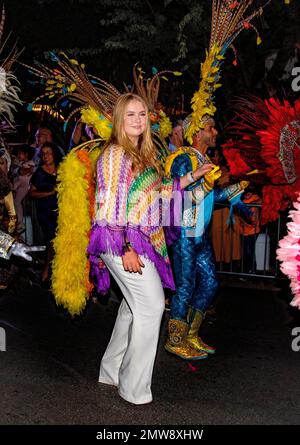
91, 140, 185, 404
25, 54, 183, 315
0, 7, 20, 267
88, 144, 181, 294
223, 97, 300, 310
0, 8, 45, 265
164, 0, 269, 360
216, 13, 300, 309
26, 52, 201, 400
222, 96, 300, 225
218, 87, 300, 309
0, 170, 17, 260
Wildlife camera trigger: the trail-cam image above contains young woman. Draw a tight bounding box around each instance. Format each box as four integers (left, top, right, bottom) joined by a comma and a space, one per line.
88, 93, 212, 405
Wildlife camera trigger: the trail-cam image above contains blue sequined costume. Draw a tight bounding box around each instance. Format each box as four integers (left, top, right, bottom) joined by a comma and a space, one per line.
168, 147, 246, 320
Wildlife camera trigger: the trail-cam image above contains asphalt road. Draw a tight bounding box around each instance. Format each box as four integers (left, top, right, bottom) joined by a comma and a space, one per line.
0, 276, 299, 426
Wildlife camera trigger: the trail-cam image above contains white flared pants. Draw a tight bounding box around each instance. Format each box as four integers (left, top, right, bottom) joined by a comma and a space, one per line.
99, 254, 165, 405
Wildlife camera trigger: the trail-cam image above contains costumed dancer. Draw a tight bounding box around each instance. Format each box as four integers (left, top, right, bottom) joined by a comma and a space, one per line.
222, 96, 300, 226
0, 169, 45, 261
220, 103, 300, 311
0, 6, 20, 243
0, 7, 45, 263
164, 0, 269, 360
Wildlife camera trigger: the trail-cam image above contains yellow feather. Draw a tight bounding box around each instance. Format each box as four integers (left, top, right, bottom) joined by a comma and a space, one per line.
81, 106, 112, 140
159, 111, 172, 138
52, 147, 101, 316
69, 83, 77, 92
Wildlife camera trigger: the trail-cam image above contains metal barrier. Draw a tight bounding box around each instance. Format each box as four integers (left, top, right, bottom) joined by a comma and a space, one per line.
19, 195, 44, 246
210, 202, 287, 279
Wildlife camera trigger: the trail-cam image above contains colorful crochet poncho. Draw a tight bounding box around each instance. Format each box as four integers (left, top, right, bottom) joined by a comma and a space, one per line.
88, 144, 181, 293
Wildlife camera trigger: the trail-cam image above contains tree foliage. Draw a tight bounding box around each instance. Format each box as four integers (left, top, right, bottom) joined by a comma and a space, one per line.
5, 0, 300, 110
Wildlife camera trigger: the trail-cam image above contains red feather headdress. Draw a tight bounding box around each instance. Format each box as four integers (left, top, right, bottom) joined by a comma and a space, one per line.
222, 95, 300, 224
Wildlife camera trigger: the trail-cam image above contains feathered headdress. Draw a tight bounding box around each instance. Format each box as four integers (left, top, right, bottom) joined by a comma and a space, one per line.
184, 0, 270, 144
24, 51, 121, 141
0, 6, 22, 129
25, 54, 181, 164
26, 54, 182, 164
128, 64, 182, 162
129, 64, 181, 136
222, 95, 300, 224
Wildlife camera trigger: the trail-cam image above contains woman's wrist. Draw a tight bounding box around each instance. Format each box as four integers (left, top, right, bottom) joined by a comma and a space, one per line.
187, 171, 195, 183
122, 241, 132, 255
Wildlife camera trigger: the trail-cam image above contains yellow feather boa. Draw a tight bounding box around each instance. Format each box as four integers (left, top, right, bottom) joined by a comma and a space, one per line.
52, 144, 101, 316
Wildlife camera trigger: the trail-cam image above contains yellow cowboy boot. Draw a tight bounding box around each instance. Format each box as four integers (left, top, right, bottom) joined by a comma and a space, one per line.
164, 318, 208, 361
186, 308, 216, 354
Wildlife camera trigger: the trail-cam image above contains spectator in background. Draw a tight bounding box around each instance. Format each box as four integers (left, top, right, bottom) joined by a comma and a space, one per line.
29, 142, 63, 283
32, 127, 65, 166
13, 145, 35, 232
32, 127, 53, 166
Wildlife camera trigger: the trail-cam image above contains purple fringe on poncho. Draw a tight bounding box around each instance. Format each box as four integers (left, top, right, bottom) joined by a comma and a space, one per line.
88, 177, 183, 294
88, 224, 175, 294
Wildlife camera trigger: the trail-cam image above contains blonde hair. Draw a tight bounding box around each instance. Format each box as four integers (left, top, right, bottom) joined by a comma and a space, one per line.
105, 93, 161, 174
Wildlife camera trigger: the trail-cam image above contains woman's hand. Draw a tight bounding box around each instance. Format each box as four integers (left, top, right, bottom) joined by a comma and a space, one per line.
122, 249, 145, 274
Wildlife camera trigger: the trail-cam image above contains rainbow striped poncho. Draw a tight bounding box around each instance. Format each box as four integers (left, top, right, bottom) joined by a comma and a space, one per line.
88, 144, 181, 293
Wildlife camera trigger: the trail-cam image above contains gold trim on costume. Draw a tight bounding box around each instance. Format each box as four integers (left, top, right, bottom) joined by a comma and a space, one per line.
0, 231, 14, 260
164, 146, 198, 177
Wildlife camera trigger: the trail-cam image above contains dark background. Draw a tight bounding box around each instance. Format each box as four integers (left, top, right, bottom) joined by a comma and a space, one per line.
2, 0, 300, 141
